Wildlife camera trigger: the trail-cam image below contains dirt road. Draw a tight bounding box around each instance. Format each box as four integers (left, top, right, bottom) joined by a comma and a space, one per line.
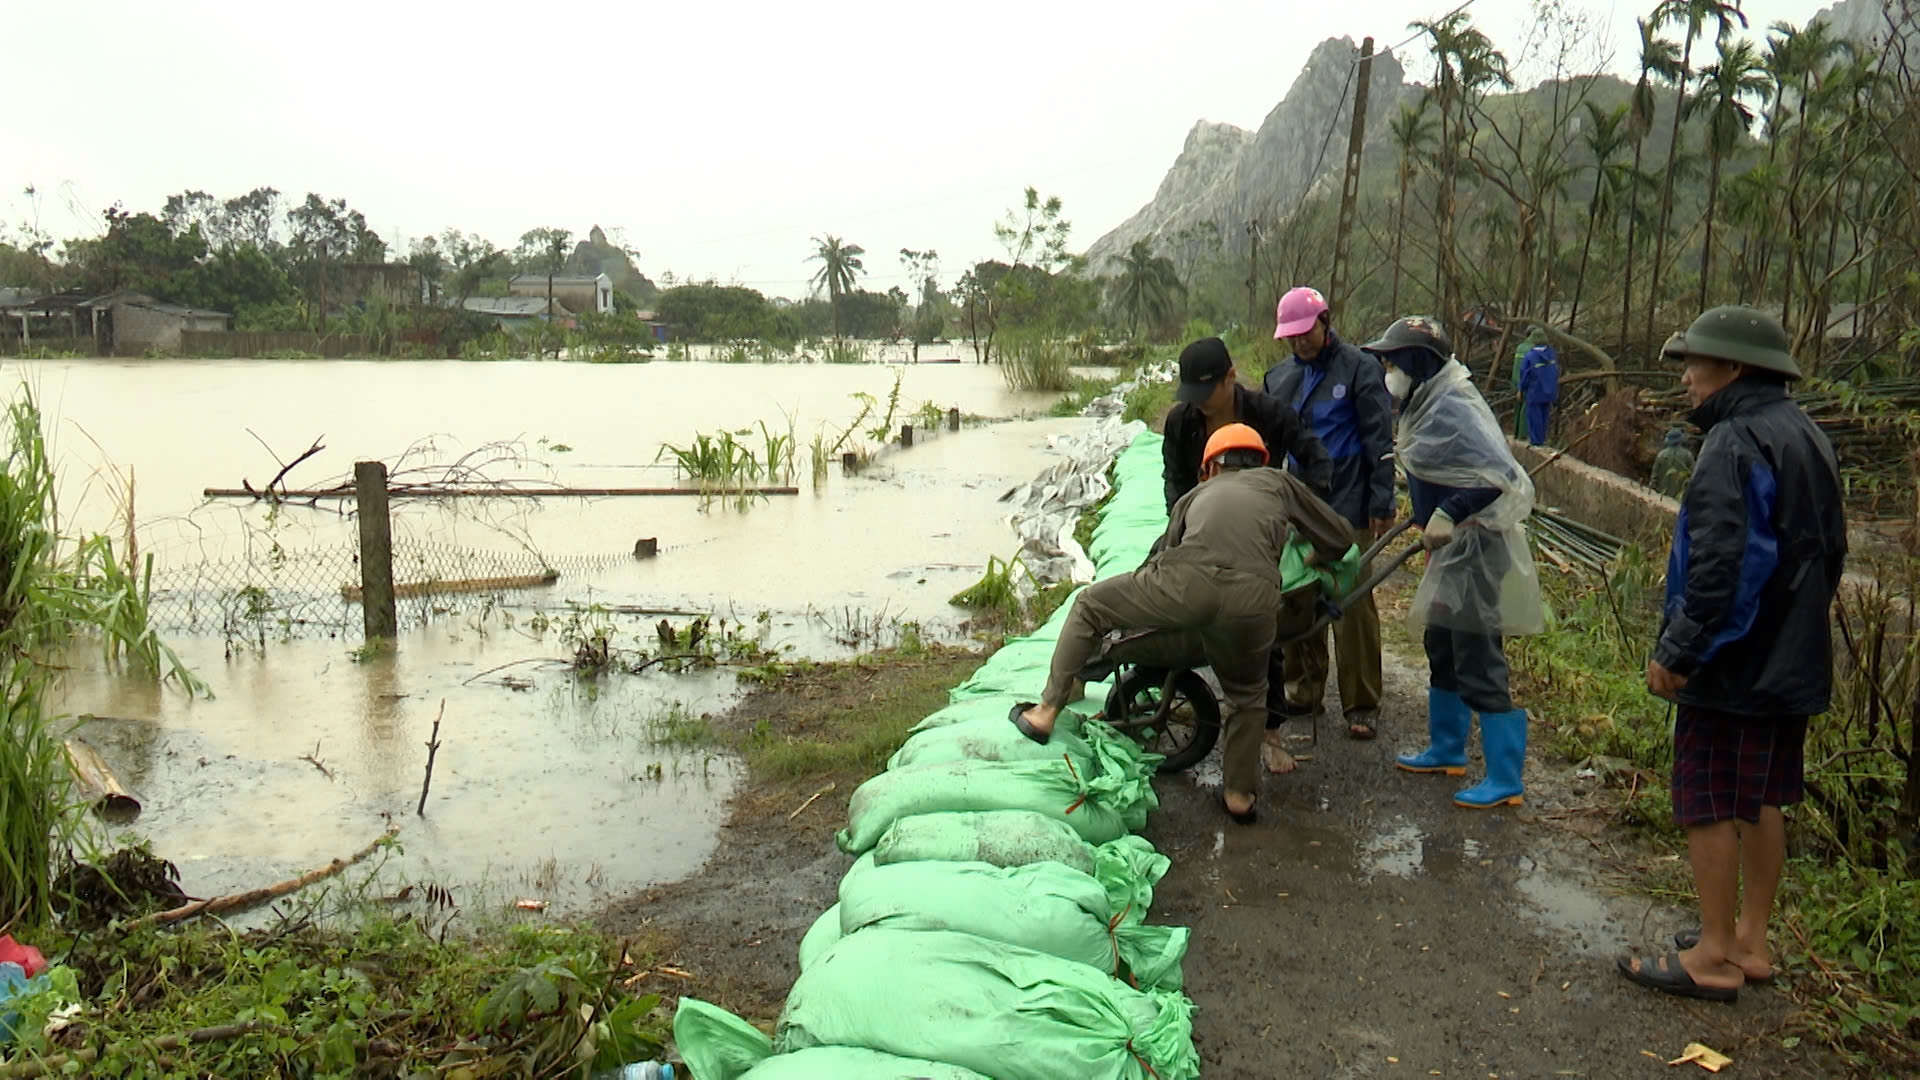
603, 645, 1843, 1078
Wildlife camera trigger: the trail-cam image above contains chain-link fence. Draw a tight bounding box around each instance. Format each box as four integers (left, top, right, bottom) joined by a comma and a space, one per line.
146, 540, 627, 641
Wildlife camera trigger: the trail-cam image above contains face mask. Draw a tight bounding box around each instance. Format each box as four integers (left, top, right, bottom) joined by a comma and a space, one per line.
1385, 368, 1412, 403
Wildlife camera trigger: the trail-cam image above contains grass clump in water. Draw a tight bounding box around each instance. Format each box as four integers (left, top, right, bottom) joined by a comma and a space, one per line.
999, 334, 1073, 393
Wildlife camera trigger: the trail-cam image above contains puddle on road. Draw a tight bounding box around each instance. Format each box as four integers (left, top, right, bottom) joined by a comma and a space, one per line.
1510, 856, 1632, 953
1360, 818, 1487, 880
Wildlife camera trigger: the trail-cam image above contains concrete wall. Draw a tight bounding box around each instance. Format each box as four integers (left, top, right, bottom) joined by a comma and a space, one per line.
112, 304, 184, 354
1512, 440, 1678, 549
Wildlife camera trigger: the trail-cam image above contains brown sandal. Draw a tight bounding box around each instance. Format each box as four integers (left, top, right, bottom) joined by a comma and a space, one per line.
1347, 715, 1378, 741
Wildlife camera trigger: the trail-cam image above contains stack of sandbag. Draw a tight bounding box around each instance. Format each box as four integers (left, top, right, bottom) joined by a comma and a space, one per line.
674, 431, 1197, 1079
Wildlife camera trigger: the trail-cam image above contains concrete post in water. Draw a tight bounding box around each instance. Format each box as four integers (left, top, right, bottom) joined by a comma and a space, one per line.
900, 424, 914, 448
841, 452, 858, 475
633, 537, 659, 559
948, 407, 960, 432
354, 461, 398, 641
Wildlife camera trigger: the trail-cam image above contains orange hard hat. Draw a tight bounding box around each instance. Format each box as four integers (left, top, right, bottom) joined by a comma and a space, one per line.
1202, 423, 1268, 468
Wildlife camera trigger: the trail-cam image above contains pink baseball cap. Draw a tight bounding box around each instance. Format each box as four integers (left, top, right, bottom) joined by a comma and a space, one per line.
1274, 286, 1329, 339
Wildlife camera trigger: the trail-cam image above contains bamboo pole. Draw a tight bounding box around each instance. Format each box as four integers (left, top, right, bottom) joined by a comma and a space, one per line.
125, 824, 400, 930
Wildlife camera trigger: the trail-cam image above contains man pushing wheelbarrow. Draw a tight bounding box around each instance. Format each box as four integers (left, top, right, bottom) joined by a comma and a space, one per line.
1010, 423, 1356, 825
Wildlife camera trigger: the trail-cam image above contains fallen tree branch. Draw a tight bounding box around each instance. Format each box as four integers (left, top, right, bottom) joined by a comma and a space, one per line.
0, 1020, 281, 1078
788, 782, 837, 822
299, 741, 334, 782
418, 700, 445, 817
1525, 426, 1601, 480
125, 826, 400, 930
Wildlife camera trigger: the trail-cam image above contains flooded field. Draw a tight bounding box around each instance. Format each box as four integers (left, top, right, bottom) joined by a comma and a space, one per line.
7, 358, 1097, 914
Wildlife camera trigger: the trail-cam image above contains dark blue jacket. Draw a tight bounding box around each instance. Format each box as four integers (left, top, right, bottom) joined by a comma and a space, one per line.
1406, 476, 1500, 529
1262, 331, 1395, 528
1654, 378, 1847, 717
1519, 346, 1560, 405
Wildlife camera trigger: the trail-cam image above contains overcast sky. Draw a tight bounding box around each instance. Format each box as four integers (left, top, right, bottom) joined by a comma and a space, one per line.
5, 0, 1833, 298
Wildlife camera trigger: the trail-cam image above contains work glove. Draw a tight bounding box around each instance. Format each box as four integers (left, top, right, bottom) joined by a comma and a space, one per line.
1422, 510, 1455, 550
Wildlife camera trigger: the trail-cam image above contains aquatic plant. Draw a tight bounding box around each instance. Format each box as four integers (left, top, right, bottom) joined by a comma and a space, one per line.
823, 339, 864, 365
863, 370, 906, 445
998, 334, 1073, 392
759, 413, 798, 485
948, 552, 1034, 624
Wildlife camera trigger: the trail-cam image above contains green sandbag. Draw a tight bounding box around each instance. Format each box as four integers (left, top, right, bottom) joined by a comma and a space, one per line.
740, 1047, 990, 1079
672, 997, 773, 1080
836, 732, 1157, 855
888, 709, 1094, 769
796, 904, 842, 972
777, 928, 1199, 1080
871, 810, 1097, 875
835, 852, 1187, 990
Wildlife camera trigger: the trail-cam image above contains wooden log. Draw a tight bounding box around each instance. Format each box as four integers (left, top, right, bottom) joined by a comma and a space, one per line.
64, 738, 141, 820
340, 569, 559, 602
202, 485, 801, 499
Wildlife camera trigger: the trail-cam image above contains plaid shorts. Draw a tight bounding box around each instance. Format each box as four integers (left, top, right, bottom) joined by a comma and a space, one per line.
1670, 706, 1807, 826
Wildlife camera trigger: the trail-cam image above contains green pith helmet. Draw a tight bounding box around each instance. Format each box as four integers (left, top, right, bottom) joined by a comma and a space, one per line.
1669, 305, 1802, 379
1659, 331, 1690, 360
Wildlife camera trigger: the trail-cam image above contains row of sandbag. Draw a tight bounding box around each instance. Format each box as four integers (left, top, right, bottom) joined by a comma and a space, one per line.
670, 432, 1193, 1079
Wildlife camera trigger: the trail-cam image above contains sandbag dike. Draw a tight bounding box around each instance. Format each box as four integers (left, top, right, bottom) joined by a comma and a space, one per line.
670, 431, 1199, 1080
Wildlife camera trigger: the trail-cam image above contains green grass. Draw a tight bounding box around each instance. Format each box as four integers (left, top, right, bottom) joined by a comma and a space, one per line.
999, 334, 1073, 393
7, 905, 669, 1076
726, 648, 984, 782
1049, 374, 1119, 417
0, 387, 204, 926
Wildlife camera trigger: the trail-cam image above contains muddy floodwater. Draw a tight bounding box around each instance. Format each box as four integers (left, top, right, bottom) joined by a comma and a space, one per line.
8, 357, 1096, 914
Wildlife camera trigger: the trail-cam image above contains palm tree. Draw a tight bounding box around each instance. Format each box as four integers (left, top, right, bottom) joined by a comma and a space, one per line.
1620, 18, 1684, 349
1645, 0, 1748, 350
1107, 239, 1183, 342
1411, 11, 1512, 347
1687, 38, 1771, 308
808, 235, 866, 340
1569, 102, 1632, 335
1388, 99, 1438, 313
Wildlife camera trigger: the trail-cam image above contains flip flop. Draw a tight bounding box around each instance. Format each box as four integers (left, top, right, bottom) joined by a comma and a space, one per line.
1616, 949, 1740, 1003
1009, 702, 1051, 745
1346, 716, 1378, 741
1672, 930, 1774, 983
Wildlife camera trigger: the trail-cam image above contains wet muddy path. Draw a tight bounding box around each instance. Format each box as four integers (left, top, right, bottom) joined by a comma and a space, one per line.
616, 644, 1845, 1078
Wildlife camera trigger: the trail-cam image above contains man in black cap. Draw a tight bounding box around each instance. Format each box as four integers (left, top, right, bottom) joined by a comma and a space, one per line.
1162, 337, 1330, 508
1161, 336, 1331, 769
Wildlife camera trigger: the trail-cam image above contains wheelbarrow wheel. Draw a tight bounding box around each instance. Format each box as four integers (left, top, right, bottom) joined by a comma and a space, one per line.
1105, 667, 1220, 773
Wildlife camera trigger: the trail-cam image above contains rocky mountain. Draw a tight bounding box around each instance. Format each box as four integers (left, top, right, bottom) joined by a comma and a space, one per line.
1813, 0, 1917, 52
1085, 37, 1408, 272
567, 225, 658, 303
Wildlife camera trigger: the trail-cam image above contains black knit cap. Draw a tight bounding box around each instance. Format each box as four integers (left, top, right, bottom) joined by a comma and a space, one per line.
1176, 337, 1233, 404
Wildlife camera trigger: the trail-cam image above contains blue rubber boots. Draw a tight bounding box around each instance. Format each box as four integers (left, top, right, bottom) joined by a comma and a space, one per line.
1396, 689, 1469, 775
1398, 689, 1527, 807
1454, 709, 1528, 808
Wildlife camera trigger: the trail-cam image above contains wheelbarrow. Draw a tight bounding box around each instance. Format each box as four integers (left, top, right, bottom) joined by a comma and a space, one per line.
1077, 521, 1421, 773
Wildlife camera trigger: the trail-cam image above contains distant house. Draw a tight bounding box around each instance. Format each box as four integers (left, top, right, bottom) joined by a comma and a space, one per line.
463, 295, 577, 330
332, 263, 425, 309
91, 292, 230, 354
2, 290, 227, 354
508, 273, 612, 315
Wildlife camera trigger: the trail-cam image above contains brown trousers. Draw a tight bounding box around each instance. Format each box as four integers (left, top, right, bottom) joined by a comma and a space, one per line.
1283, 526, 1384, 719
1043, 559, 1280, 798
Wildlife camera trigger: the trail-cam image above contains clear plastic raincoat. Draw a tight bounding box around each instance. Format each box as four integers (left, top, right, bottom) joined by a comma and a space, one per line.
1396, 360, 1547, 636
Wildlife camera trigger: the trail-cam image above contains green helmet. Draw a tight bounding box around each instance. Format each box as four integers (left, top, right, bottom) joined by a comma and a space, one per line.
1668, 305, 1801, 379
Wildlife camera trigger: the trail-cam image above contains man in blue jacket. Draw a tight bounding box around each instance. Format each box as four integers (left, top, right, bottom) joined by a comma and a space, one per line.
1264, 286, 1395, 741
1517, 329, 1559, 446
1619, 306, 1846, 1003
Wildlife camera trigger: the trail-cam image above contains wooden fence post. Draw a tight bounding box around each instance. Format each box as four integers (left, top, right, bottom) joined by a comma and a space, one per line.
355, 461, 398, 641
900, 424, 914, 448
947, 407, 960, 432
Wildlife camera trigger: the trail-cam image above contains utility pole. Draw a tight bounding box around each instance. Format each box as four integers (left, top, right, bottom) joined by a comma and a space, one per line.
1330, 36, 1375, 314
1245, 219, 1261, 328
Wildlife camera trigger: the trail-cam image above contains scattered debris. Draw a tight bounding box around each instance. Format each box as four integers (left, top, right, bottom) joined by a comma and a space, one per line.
787, 782, 837, 822
63, 738, 142, 820
1668, 1043, 1732, 1072
299, 741, 335, 782
514, 899, 549, 912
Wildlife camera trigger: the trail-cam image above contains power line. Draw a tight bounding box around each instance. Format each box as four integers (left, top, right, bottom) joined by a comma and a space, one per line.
1373, 0, 1482, 61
